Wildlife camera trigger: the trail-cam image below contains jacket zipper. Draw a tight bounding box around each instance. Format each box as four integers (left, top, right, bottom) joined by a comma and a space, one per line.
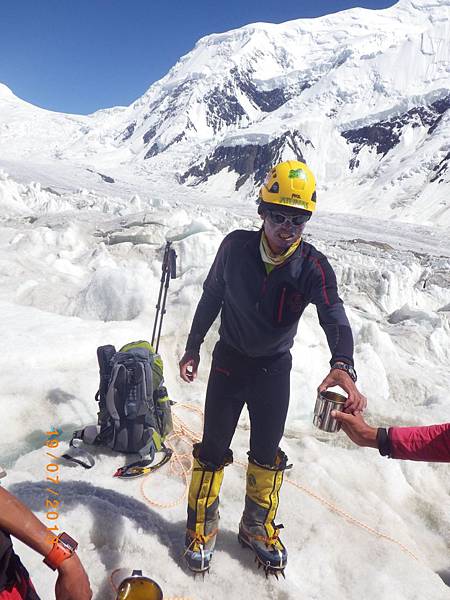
256, 276, 268, 311
277, 287, 287, 323
261, 276, 268, 296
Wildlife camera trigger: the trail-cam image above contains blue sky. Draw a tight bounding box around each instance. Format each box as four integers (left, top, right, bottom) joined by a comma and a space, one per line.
0, 0, 396, 115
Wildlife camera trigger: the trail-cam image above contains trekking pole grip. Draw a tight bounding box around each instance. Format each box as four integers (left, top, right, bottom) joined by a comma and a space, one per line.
169, 247, 177, 279
162, 241, 172, 274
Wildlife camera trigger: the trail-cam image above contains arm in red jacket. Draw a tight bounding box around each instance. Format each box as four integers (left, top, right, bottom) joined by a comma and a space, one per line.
387, 423, 450, 462
332, 412, 450, 463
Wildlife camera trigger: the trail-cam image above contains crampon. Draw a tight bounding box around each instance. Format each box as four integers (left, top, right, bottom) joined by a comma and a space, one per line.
183, 531, 216, 576
238, 524, 287, 579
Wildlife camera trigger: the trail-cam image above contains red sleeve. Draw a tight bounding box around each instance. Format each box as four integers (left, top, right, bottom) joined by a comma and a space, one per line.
389, 423, 450, 462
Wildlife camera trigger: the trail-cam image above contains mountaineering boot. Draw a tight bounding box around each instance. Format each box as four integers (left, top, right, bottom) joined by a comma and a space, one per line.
184, 443, 233, 573
238, 449, 290, 576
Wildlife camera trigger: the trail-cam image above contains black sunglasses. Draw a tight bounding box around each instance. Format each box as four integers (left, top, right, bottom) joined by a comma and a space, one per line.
267, 211, 310, 226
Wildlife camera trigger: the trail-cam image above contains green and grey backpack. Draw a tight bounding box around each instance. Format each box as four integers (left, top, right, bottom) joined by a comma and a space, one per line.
64, 340, 173, 477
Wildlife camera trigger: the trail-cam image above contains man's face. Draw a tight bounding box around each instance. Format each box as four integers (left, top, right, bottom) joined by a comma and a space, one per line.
262, 209, 310, 254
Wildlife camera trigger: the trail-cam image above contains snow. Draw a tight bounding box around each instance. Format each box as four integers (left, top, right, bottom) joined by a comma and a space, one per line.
0, 180, 449, 599
0, 0, 450, 598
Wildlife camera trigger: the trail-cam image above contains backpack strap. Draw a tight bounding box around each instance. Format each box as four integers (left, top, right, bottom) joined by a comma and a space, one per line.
136, 431, 155, 463
95, 344, 116, 424
61, 433, 97, 469
105, 364, 123, 423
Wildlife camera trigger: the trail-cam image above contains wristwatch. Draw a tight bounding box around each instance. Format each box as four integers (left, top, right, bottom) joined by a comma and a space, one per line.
43, 532, 78, 570
331, 361, 357, 382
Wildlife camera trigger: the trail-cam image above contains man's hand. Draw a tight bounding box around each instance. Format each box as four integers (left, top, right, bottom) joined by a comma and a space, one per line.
331, 411, 378, 448
318, 368, 367, 413
179, 351, 200, 382
55, 554, 92, 600
0, 488, 92, 599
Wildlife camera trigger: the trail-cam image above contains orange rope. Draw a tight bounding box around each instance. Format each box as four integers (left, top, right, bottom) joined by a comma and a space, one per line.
140, 403, 202, 509
285, 478, 420, 562
140, 407, 421, 563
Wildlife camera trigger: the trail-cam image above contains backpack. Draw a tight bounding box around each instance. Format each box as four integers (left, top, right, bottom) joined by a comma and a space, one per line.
65, 340, 173, 475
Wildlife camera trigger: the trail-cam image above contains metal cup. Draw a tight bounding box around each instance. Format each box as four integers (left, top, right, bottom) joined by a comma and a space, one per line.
116, 570, 163, 600
313, 390, 346, 433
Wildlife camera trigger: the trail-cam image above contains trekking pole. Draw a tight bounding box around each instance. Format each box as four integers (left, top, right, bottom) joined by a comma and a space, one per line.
155, 246, 176, 352
151, 242, 172, 348
152, 242, 177, 352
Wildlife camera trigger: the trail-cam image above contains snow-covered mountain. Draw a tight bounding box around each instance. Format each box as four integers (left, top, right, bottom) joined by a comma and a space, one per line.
1, 3, 450, 599
1, 0, 450, 225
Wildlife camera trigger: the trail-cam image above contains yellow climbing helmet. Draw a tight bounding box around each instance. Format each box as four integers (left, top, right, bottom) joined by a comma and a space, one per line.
259, 160, 317, 212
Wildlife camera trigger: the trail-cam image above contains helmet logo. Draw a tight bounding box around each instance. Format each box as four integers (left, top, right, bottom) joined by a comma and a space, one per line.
288, 169, 306, 180
281, 196, 309, 208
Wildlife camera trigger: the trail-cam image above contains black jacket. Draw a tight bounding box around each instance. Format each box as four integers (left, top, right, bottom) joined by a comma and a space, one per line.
186, 229, 354, 364
0, 530, 12, 589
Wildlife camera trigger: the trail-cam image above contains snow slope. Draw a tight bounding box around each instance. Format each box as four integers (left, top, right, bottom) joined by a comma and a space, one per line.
0, 194, 449, 599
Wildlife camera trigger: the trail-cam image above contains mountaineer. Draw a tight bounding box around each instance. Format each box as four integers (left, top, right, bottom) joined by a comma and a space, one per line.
179, 160, 366, 575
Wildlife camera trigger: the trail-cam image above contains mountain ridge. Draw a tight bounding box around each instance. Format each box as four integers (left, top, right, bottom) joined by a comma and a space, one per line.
0, 0, 449, 225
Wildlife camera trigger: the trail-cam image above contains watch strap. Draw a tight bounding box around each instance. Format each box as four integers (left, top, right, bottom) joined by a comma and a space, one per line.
376, 428, 391, 457
43, 532, 78, 571
331, 361, 357, 382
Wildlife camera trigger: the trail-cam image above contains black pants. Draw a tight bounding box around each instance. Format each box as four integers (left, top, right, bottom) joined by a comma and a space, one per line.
200, 340, 292, 468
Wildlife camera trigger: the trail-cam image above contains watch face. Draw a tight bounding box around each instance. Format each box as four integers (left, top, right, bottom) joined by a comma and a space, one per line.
348, 368, 357, 381
59, 532, 78, 552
